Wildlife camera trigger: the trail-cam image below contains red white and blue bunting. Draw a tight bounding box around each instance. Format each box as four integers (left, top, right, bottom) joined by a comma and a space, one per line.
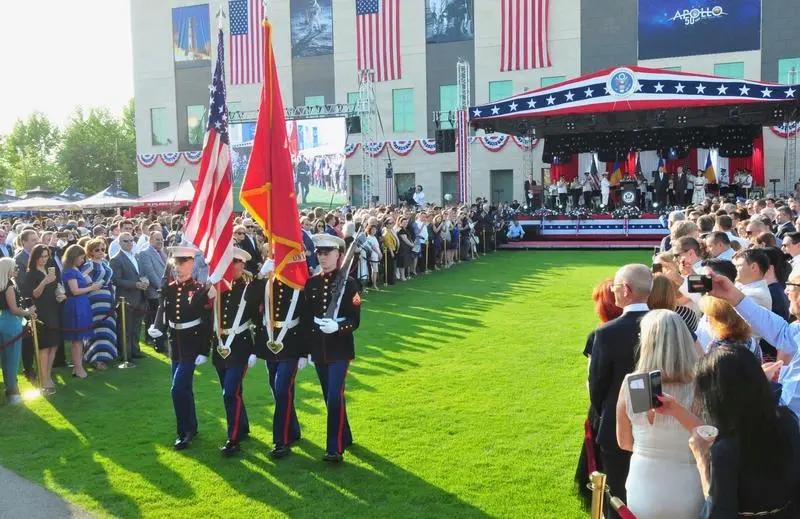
770, 123, 800, 139
388, 140, 416, 156
183, 151, 203, 164
478, 134, 509, 152
161, 152, 182, 166
345, 143, 360, 158
137, 154, 158, 168
418, 138, 437, 154
363, 141, 387, 157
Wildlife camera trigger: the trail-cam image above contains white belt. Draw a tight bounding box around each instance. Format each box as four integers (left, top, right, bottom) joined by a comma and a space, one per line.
169, 318, 202, 330
221, 320, 251, 336
273, 318, 299, 330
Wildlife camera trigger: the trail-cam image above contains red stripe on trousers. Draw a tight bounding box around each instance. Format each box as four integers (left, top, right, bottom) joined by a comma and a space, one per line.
231, 366, 248, 441
282, 364, 299, 445
337, 361, 351, 453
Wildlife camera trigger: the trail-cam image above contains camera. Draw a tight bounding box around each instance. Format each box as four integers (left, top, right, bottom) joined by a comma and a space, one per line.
687, 274, 712, 293
627, 370, 664, 414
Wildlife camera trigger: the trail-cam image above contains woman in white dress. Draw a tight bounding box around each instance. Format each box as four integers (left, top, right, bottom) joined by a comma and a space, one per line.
692, 174, 707, 205
616, 310, 704, 519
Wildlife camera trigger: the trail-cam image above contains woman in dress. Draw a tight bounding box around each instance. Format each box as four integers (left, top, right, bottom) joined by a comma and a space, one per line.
81, 238, 117, 371
394, 217, 413, 282
0, 258, 37, 405
25, 245, 63, 394
363, 225, 382, 289
692, 173, 707, 205
616, 310, 704, 518
61, 245, 100, 379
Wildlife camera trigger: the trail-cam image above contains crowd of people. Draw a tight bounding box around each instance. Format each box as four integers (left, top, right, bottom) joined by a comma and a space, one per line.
576, 194, 800, 518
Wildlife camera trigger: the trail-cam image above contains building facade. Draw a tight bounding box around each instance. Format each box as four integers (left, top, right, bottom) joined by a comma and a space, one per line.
132, 0, 800, 204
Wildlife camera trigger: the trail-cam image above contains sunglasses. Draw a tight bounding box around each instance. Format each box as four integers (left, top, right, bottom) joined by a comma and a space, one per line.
121, 240, 133, 243
94, 248, 106, 252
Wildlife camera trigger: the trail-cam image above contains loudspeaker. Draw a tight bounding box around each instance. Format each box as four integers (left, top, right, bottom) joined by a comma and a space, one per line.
346, 116, 361, 134
435, 129, 456, 153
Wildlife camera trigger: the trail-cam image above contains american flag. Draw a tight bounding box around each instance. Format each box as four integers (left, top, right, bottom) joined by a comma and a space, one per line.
457, 110, 470, 203
385, 166, 394, 204
229, 0, 265, 85
500, 0, 551, 72
356, 0, 401, 82
184, 30, 235, 286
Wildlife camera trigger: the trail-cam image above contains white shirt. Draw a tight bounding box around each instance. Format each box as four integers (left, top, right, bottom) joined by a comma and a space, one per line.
412, 191, 425, 206
734, 297, 800, 417
109, 237, 121, 258
736, 279, 772, 310
122, 249, 139, 275
716, 248, 734, 261
134, 234, 150, 254
725, 231, 749, 249
600, 178, 610, 191
622, 303, 649, 314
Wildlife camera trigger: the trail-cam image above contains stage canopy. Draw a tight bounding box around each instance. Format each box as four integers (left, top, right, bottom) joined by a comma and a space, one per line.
133, 180, 195, 210
79, 185, 137, 209
0, 197, 74, 212
469, 66, 800, 163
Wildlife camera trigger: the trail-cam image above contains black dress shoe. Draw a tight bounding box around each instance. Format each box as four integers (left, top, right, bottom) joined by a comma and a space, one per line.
174, 435, 191, 451
221, 440, 240, 457
269, 444, 291, 460
322, 452, 343, 463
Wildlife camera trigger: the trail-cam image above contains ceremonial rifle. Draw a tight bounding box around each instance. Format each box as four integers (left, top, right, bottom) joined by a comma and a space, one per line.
324, 232, 362, 320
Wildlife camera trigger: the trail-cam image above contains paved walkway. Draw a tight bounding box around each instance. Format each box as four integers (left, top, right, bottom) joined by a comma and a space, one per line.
0, 466, 95, 519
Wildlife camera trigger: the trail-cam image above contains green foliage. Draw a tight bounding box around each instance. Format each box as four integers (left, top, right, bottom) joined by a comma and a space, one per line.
0, 251, 647, 518
0, 101, 137, 196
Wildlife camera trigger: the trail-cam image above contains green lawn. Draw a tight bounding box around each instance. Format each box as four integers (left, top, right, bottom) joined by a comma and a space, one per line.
0, 250, 648, 518
298, 185, 347, 210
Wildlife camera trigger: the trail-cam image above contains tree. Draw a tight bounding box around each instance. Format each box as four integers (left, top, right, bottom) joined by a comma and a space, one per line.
58, 103, 138, 195
2, 113, 65, 193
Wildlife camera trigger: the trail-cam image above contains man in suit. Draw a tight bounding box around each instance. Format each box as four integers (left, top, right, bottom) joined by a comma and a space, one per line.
111, 232, 148, 359
14, 229, 40, 380
775, 206, 796, 240
236, 220, 260, 275
589, 264, 651, 513
674, 166, 688, 207
0, 228, 10, 258
137, 231, 168, 354
300, 217, 319, 274
653, 169, 669, 208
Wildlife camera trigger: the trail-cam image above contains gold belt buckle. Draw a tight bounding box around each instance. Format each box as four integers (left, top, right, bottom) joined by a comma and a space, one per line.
217, 345, 231, 359
267, 341, 284, 354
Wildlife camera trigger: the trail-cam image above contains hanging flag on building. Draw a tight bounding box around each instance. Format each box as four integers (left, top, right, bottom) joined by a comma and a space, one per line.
385, 165, 394, 204
229, 0, 265, 85
500, 0, 551, 72
356, 0, 401, 82
184, 29, 235, 287
704, 150, 717, 183
240, 18, 308, 289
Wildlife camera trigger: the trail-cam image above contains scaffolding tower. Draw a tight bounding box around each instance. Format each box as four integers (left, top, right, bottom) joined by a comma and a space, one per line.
786, 67, 799, 195
457, 58, 472, 202
356, 69, 379, 205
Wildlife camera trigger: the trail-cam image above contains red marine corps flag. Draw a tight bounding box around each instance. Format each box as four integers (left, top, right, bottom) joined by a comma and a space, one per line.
239, 18, 308, 289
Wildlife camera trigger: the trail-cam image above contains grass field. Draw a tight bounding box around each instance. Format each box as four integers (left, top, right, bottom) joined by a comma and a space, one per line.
297, 185, 347, 210
0, 250, 648, 518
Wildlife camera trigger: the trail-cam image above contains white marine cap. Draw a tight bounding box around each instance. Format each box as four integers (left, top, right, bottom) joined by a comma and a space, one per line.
167, 245, 201, 259
312, 233, 345, 251
232, 247, 252, 262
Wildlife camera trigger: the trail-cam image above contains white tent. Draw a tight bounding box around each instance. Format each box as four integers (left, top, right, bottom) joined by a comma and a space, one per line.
134, 180, 195, 208
0, 197, 75, 212
78, 186, 137, 209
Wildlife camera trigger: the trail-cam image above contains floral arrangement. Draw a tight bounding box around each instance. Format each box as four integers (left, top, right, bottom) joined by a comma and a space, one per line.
532, 208, 560, 220
612, 206, 643, 219
567, 207, 593, 220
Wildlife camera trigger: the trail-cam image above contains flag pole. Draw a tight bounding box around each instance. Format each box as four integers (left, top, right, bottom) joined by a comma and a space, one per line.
263, 14, 276, 327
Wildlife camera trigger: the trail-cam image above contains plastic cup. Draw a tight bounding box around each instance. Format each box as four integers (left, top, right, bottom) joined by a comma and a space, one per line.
694, 425, 718, 442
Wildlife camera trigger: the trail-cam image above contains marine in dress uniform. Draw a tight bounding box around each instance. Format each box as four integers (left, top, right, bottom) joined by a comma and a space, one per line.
148, 246, 212, 451
306, 234, 361, 463
211, 248, 261, 457
253, 257, 309, 460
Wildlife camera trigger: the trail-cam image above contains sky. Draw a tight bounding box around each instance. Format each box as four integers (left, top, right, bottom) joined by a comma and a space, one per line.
0, 0, 134, 134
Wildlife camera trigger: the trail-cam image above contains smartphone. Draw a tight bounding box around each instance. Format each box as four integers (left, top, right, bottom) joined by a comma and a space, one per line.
652, 263, 663, 274
649, 370, 663, 408
627, 373, 653, 414
687, 274, 712, 293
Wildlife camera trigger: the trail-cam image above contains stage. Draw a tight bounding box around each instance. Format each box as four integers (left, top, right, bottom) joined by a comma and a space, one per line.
512, 214, 668, 242
499, 239, 660, 250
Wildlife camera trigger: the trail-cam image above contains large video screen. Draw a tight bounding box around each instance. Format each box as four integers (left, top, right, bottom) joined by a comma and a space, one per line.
230, 122, 257, 212
638, 0, 761, 60
172, 4, 212, 62
426, 0, 474, 44
290, 0, 334, 58
287, 117, 349, 198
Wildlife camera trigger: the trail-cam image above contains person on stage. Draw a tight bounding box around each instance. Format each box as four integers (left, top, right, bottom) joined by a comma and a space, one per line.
148, 246, 212, 451
674, 166, 688, 207
306, 234, 361, 463
211, 248, 261, 457
600, 172, 610, 209
692, 173, 707, 205
254, 254, 309, 460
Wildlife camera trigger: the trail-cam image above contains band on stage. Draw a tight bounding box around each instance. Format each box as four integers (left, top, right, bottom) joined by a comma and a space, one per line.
148, 233, 360, 464
525, 167, 756, 212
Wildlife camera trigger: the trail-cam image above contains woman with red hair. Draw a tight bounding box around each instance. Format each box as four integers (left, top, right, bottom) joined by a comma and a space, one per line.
575, 278, 623, 508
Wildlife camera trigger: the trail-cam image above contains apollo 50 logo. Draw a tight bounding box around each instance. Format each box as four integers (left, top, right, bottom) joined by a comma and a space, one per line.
670, 6, 728, 26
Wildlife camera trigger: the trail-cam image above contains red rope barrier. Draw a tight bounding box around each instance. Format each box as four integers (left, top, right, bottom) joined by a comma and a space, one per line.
584, 418, 597, 475
616, 505, 637, 519
0, 329, 28, 350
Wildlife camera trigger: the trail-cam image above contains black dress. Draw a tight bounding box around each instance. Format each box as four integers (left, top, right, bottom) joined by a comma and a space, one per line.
25, 270, 61, 349
396, 229, 412, 269
574, 330, 603, 509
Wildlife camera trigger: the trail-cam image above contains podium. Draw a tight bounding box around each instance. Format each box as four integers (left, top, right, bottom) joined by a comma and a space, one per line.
620, 181, 638, 208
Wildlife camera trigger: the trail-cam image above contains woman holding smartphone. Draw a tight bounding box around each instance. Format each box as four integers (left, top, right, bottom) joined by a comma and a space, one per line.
26, 245, 63, 394
62, 244, 102, 379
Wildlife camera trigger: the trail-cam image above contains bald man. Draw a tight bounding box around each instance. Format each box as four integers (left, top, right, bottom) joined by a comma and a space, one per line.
588, 264, 652, 510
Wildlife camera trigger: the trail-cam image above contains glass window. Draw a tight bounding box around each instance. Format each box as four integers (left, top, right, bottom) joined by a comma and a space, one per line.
305, 95, 325, 107
661, 66, 682, 72
392, 88, 415, 133
713, 62, 744, 79
778, 58, 800, 84
540, 76, 566, 88
150, 108, 169, 146
489, 80, 513, 102
439, 85, 458, 130
154, 182, 170, 192
187, 105, 206, 146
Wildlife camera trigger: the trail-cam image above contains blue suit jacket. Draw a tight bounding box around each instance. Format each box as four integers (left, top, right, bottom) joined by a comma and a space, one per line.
303, 230, 319, 269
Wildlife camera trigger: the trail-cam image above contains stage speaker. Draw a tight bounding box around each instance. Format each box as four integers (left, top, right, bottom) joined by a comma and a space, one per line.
435, 129, 456, 153
346, 116, 362, 134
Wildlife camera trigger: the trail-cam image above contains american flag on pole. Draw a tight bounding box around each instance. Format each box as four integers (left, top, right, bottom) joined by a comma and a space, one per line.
184, 30, 235, 286
500, 0, 551, 72
356, 0, 401, 82
457, 110, 470, 203
385, 166, 394, 204
229, 0, 265, 85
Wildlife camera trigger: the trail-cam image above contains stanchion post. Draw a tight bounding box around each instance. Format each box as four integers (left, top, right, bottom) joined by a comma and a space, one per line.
443, 238, 447, 267
457, 236, 461, 264
31, 318, 42, 390
482, 229, 486, 255
589, 472, 607, 519
425, 242, 429, 274
384, 248, 388, 287
118, 297, 136, 369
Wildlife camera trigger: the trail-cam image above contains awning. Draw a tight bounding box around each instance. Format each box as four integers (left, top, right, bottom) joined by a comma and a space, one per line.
134, 180, 195, 208
0, 197, 76, 212
78, 185, 137, 209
